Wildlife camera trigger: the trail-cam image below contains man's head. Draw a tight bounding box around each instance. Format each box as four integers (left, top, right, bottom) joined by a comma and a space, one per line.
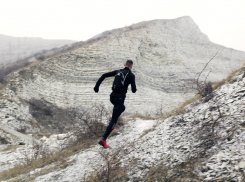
124, 60, 133, 70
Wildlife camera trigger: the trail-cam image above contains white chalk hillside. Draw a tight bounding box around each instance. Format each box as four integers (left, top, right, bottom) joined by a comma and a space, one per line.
1, 16, 245, 181
4, 16, 245, 117
2, 67, 244, 181
1, 16, 245, 147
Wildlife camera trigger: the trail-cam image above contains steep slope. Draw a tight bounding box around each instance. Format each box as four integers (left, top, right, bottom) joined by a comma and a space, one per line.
30, 67, 245, 182
3, 16, 245, 116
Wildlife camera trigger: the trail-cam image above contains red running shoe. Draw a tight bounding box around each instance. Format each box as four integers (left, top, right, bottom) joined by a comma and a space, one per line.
98, 138, 110, 148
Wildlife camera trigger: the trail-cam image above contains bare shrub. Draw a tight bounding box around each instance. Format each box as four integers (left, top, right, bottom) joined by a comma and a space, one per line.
36, 54, 46, 61
19, 139, 53, 165
198, 81, 214, 102
0, 136, 9, 144
28, 99, 78, 133
198, 81, 212, 97
194, 52, 219, 103
68, 107, 108, 140
16, 126, 27, 134
90, 102, 112, 123
27, 99, 113, 136
0, 101, 112, 181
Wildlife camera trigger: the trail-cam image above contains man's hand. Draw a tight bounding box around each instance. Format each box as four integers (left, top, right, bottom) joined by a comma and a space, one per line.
94, 86, 99, 93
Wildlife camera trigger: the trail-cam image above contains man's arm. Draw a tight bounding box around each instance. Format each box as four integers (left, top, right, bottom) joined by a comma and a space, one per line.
94, 70, 117, 92
131, 74, 137, 93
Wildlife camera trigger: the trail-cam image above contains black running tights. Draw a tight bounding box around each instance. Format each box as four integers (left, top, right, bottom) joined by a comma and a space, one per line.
102, 96, 125, 139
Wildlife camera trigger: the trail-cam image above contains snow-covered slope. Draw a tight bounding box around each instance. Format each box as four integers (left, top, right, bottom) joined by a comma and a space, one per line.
7, 67, 243, 182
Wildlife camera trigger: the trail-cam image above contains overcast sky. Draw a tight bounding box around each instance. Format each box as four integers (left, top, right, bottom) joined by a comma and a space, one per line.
0, 0, 244, 52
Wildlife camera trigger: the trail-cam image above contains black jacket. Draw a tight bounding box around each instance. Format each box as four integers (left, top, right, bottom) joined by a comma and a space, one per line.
94, 67, 137, 98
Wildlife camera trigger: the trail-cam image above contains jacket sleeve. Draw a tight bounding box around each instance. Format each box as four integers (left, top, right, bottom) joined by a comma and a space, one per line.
131, 74, 137, 93
94, 70, 117, 89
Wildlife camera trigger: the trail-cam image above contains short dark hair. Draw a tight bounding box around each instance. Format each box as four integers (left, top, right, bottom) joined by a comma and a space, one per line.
125, 60, 133, 67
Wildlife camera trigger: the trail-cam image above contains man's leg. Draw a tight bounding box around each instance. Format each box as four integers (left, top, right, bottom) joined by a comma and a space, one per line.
102, 97, 125, 140
121, 104, 125, 113
111, 96, 125, 114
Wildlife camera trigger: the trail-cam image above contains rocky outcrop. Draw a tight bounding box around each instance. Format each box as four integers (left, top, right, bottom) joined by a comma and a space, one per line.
0, 88, 41, 144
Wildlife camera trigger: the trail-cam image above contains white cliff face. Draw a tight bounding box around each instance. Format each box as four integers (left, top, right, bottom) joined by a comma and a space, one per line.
4, 16, 245, 116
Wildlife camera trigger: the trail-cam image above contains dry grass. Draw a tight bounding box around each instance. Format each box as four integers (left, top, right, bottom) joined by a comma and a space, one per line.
213, 66, 245, 90
160, 95, 202, 121
130, 112, 155, 120
0, 136, 98, 181
9, 159, 74, 182
140, 127, 156, 138
28, 60, 43, 67
164, 65, 245, 123
0, 153, 69, 181
160, 65, 245, 122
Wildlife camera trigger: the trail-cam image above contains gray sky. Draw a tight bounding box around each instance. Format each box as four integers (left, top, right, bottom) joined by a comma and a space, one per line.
0, 0, 244, 52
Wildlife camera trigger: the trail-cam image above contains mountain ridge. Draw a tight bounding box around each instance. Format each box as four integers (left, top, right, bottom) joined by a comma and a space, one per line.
0, 34, 76, 65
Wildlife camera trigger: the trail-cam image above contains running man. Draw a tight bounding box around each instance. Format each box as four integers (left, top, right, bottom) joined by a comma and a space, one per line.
94, 60, 137, 148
